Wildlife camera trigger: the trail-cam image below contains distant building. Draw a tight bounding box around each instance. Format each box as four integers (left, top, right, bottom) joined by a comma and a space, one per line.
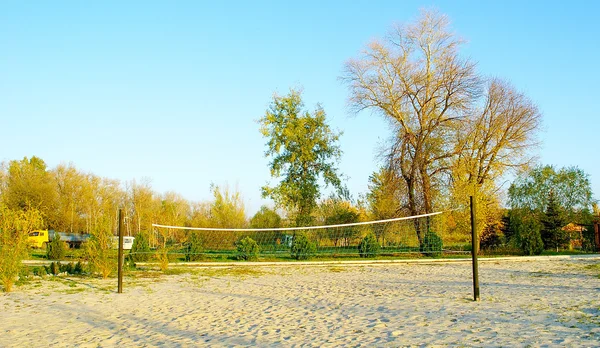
562, 223, 586, 250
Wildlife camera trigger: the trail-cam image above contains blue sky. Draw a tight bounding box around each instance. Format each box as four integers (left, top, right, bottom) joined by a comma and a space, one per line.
1, 1, 598, 215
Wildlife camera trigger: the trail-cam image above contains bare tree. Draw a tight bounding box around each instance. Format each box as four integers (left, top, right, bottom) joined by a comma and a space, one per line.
342, 9, 480, 242
455, 78, 541, 188
448, 78, 541, 233
126, 178, 158, 235
52, 163, 88, 233
343, 10, 542, 241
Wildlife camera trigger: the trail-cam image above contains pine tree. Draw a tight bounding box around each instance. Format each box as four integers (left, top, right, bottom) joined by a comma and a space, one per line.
480, 218, 503, 250
541, 191, 568, 251
500, 213, 514, 244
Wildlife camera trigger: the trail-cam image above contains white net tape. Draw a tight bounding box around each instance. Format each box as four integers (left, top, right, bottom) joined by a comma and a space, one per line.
147, 210, 467, 258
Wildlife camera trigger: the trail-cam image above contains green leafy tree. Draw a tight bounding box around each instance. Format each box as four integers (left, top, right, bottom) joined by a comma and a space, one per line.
259, 88, 343, 226
509, 165, 594, 222
318, 198, 360, 247
365, 168, 406, 244
47, 232, 66, 260
209, 184, 247, 228
250, 206, 282, 228
0, 204, 43, 292
250, 206, 283, 248
511, 211, 544, 255
540, 191, 568, 251
4, 156, 57, 226
366, 168, 405, 220
508, 165, 595, 253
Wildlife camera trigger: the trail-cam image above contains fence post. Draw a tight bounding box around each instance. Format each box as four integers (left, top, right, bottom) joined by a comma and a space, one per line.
470, 196, 480, 301
118, 208, 124, 294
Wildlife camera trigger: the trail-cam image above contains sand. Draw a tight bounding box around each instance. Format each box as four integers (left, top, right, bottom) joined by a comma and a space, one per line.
1, 256, 599, 347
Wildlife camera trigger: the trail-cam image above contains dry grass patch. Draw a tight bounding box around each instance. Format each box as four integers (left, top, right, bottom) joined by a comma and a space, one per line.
327, 266, 347, 273
583, 263, 600, 278
195, 267, 266, 279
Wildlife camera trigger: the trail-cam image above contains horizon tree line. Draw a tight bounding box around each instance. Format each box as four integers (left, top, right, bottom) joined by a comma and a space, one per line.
0, 9, 596, 254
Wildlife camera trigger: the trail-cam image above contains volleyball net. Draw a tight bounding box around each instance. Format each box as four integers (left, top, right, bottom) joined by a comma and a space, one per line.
149, 210, 469, 259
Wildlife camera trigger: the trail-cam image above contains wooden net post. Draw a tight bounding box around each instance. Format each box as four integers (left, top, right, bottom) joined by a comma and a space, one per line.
470, 196, 480, 301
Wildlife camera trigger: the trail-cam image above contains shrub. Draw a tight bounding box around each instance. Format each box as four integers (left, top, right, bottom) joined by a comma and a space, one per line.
46, 261, 61, 275
60, 262, 73, 274
18, 266, 31, 279
73, 261, 84, 275
0, 205, 43, 292
32, 266, 47, 277
185, 232, 204, 262
235, 236, 260, 261
85, 228, 115, 279
124, 255, 137, 270
47, 233, 66, 260
358, 233, 380, 258
290, 232, 316, 260
420, 231, 443, 256
44, 261, 85, 276
156, 246, 170, 271
130, 232, 152, 262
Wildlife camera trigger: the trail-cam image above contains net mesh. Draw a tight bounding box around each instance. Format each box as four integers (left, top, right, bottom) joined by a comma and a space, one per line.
148, 210, 468, 259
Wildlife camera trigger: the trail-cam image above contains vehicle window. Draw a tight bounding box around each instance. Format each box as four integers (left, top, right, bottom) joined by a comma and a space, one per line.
29, 232, 39, 236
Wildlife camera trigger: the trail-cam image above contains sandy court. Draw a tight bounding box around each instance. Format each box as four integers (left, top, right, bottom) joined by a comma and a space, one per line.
1, 257, 599, 347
